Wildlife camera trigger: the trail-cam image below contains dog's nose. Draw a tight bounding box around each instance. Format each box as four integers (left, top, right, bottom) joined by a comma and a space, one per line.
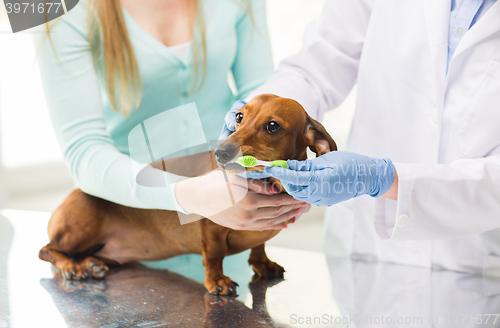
214, 141, 239, 164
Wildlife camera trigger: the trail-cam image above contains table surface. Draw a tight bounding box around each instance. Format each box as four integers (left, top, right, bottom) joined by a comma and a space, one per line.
1, 210, 500, 328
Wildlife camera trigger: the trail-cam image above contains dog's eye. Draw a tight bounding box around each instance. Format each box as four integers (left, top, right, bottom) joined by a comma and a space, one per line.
266, 121, 281, 134
235, 112, 243, 124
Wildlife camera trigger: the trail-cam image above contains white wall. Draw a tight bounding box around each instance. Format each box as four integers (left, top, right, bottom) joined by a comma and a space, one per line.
0, 5, 73, 203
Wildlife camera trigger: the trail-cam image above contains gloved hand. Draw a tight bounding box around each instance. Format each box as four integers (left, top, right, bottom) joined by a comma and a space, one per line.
264, 151, 395, 206
219, 100, 246, 140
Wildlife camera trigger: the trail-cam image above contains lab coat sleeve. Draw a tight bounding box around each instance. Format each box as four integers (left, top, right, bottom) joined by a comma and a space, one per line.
232, 0, 274, 100
33, 9, 187, 213
387, 156, 500, 240
247, 0, 374, 120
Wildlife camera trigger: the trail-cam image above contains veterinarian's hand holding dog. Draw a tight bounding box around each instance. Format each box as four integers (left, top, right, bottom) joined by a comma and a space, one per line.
175, 170, 309, 230
265, 151, 398, 206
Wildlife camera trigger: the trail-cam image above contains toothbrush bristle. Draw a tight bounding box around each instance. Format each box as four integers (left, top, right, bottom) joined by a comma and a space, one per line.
236, 156, 257, 168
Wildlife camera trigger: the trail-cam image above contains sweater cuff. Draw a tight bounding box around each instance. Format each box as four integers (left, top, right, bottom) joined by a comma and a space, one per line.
169, 181, 191, 215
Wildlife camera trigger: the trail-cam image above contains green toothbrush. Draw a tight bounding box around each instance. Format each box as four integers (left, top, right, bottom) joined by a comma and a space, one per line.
236, 155, 288, 169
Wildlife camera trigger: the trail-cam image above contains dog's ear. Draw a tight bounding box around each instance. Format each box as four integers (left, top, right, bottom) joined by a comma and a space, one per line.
304, 116, 337, 156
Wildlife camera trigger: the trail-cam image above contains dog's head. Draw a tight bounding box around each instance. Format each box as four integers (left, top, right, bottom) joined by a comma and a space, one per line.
215, 94, 337, 174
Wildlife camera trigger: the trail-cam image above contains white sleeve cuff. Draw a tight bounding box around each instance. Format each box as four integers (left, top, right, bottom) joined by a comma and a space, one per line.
375, 163, 413, 240
375, 157, 500, 240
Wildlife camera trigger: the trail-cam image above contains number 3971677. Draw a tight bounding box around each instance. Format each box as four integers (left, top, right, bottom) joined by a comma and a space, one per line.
5, 2, 62, 14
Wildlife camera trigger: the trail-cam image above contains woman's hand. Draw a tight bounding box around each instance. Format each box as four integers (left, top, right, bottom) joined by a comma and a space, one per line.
264, 151, 397, 206
175, 170, 310, 230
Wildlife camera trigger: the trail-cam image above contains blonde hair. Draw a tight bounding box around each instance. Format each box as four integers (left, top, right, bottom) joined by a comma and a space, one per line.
46, 0, 254, 116
86, 0, 142, 115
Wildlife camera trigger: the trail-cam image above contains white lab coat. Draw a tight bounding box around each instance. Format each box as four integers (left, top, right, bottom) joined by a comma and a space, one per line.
250, 0, 500, 276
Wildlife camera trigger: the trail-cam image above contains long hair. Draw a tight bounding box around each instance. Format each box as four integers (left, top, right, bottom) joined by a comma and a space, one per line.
46, 0, 254, 116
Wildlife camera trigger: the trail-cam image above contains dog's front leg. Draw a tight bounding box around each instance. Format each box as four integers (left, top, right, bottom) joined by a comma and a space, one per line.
201, 219, 238, 295
248, 244, 284, 279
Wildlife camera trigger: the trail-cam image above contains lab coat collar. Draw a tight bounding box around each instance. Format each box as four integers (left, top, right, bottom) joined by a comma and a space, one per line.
451, 0, 500, 62
423, 0, 451, 105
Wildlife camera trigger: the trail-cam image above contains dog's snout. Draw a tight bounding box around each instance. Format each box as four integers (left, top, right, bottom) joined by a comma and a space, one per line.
214, 141, 239, 164
215, 148, 231, 163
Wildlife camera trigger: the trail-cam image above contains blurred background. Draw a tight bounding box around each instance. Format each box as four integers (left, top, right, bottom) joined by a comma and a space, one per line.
0, 0, 356, 251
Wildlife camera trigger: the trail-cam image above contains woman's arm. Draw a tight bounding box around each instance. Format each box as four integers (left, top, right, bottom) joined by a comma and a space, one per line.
231, 0, 274, 100
35, 5, 305, 230
34, 8, 180, 211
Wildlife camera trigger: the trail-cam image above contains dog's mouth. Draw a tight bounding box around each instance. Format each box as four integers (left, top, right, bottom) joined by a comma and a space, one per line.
220, 160, 246, 173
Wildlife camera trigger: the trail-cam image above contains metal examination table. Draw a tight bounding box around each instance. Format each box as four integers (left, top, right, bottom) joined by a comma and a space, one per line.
1, 210, 500, 327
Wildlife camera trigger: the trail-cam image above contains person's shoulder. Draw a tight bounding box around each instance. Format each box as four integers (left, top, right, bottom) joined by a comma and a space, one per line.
36, 0, 89, 36
202, 0, 264, 22
60, 0, 89, 33
32, 0, 90, 48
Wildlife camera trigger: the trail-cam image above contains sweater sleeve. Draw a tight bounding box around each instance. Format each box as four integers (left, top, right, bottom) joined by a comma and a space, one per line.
231, 0, 274, 100
33, 8, 186, 212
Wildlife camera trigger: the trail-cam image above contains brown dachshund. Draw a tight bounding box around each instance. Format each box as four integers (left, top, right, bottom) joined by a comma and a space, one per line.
39, 94, 337, 295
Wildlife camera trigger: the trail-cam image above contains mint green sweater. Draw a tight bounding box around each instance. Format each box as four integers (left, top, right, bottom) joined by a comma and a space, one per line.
35, 0, 273, 210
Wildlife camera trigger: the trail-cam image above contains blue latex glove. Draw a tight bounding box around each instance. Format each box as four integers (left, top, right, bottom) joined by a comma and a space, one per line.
264, 151, 395, 206
219, 100, 246, 140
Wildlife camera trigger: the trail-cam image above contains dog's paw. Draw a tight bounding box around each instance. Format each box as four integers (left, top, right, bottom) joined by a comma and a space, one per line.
80, 257, 109, 279
205, 275, 239, 296
60, 262, 89, 280
250, 260, 285, 279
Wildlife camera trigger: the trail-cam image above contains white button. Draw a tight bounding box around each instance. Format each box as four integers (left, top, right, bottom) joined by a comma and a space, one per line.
431, 110, 438, 124
457, 28, 464, 35
397, 214, 410, 227
407, 241, 420, 252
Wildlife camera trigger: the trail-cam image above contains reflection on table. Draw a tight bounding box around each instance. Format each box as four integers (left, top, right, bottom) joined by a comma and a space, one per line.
41, 263, 283, 328
0, 210, 337, 328
1, 210, 500, 327
327, 257, 500, 327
